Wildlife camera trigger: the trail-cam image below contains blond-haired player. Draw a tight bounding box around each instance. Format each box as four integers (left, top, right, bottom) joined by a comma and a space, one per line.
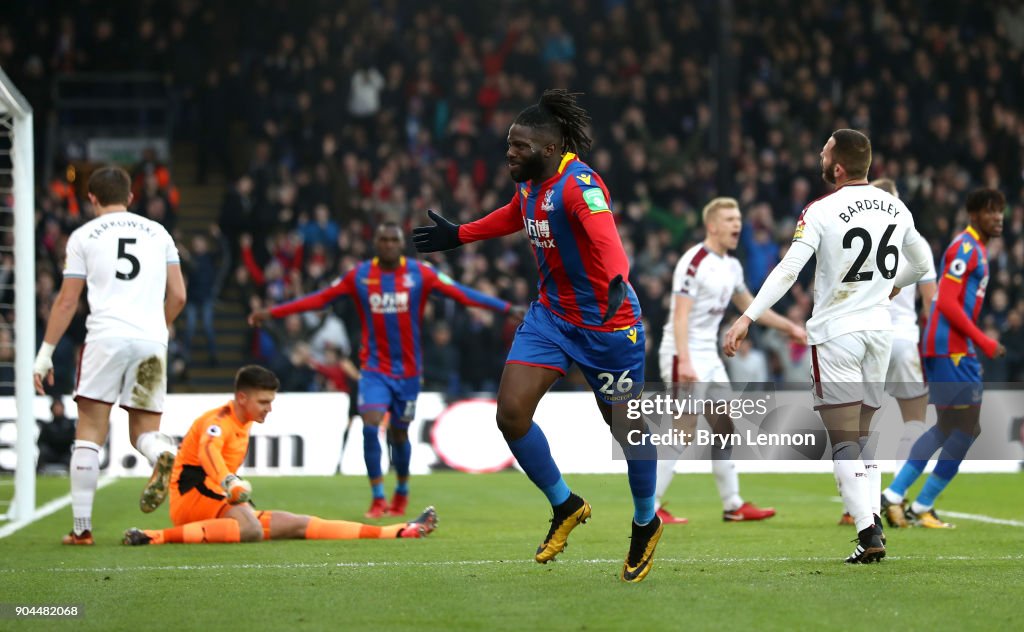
33, 165, 185, 545
655, 197, 806, 524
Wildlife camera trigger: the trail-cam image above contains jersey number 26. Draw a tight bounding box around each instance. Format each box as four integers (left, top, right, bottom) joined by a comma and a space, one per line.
842, 224, 898, 283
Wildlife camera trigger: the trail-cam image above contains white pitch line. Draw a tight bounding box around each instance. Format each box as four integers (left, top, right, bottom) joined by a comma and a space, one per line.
939, 511, 1024, 528
0, 476, 117, 539
831, 497, 1023, 527
0, 554, 1021, 575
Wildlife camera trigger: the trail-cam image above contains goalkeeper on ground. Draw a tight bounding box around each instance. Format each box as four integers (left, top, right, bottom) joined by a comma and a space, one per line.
122, 365, 436, 545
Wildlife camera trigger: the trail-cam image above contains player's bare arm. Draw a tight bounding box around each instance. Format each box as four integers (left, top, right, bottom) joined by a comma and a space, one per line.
918, 280, 936, 321
723, 241, 814, 357
33, 277, 86, 394
731, 290, 807, 345
672, 294, 698, 382
165, 262, 187, 327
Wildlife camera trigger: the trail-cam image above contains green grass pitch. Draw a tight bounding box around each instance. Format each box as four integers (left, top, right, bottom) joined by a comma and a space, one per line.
1, 471, 1022, 630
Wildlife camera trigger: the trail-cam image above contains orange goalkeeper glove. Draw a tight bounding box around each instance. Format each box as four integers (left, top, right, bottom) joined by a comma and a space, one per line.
222, 474, 252, 505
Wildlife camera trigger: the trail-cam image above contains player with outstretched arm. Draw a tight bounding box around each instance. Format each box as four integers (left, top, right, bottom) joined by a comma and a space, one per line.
413, 90, 661, 582
249, 222, 522, 518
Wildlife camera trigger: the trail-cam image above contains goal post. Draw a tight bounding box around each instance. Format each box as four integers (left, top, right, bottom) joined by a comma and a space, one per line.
0, 65, 36, 522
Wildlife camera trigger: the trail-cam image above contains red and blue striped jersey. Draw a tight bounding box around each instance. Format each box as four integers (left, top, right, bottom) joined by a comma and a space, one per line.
269, 257, 510, 378
922, 226, 996, 358
458, 152, 641, 331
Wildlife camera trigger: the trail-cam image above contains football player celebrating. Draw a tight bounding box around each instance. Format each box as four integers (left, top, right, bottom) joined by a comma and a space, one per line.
249, 223, 521, 518
414, 89, 661, 582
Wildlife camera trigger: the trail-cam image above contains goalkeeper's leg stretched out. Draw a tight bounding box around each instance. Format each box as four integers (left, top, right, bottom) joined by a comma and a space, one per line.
124, 484, 437, 545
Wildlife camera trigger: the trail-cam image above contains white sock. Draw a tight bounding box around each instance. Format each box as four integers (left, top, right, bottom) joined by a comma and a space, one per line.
835, 471, 850, 514
882, 488, 904, 504
712, 458, 743, 511
70, 440, 101, 535
833, 441, 872, 532
863, 461, 881, 517
911, 499, 932, 514
859, 437, 881, 517
136, 431, 176, 466
894, 420, 926, 471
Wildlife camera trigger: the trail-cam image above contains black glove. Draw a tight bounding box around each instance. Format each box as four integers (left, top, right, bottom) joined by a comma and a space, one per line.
602, 274, 627, 324
412, 210, 463, 253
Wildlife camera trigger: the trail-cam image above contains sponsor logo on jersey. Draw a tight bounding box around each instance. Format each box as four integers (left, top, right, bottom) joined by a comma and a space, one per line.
626, 327, 637, 344
793, 220, 806, 240
962, 242, 972, 254
206, 425, 222, 437
582, 188, 609, 212
369, 291, 410, 314
402, 273, 417, 289
576, 173, 592, 185
437, 271, 455, 285
524, 217, 554, 248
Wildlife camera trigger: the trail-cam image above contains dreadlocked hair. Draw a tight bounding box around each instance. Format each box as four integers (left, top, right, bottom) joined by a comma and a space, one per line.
514, 89, 593, 155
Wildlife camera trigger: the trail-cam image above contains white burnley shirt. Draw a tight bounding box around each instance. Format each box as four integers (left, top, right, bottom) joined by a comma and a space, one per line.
63, 211, 180, 344
660, 243, 747, 355
745, 183, 931, 345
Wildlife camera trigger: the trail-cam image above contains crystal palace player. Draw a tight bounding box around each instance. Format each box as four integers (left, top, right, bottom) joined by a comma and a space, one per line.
882, 188, 1006, 529
249, 223, 522, 518
413, 90, 661, 583
723, 130, 933, 563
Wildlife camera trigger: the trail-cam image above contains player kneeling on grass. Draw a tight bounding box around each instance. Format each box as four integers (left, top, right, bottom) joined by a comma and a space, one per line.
124, 365, 436, 545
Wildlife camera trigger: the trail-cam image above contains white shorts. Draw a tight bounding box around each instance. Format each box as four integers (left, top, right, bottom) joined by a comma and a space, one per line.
884, 337, 928, 400
809, 330, 891, 410
658, 350, 731, 400
76, 338, 167, 413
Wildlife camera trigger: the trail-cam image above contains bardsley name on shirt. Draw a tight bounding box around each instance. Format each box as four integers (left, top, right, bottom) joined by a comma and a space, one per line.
839, 198, 901, 223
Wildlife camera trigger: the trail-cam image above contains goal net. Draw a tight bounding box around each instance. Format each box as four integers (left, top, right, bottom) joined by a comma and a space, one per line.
0, 65, 36, 524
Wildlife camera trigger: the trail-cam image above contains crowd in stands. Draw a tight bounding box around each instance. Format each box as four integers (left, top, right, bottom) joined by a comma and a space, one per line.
6, 0, 1024, 397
